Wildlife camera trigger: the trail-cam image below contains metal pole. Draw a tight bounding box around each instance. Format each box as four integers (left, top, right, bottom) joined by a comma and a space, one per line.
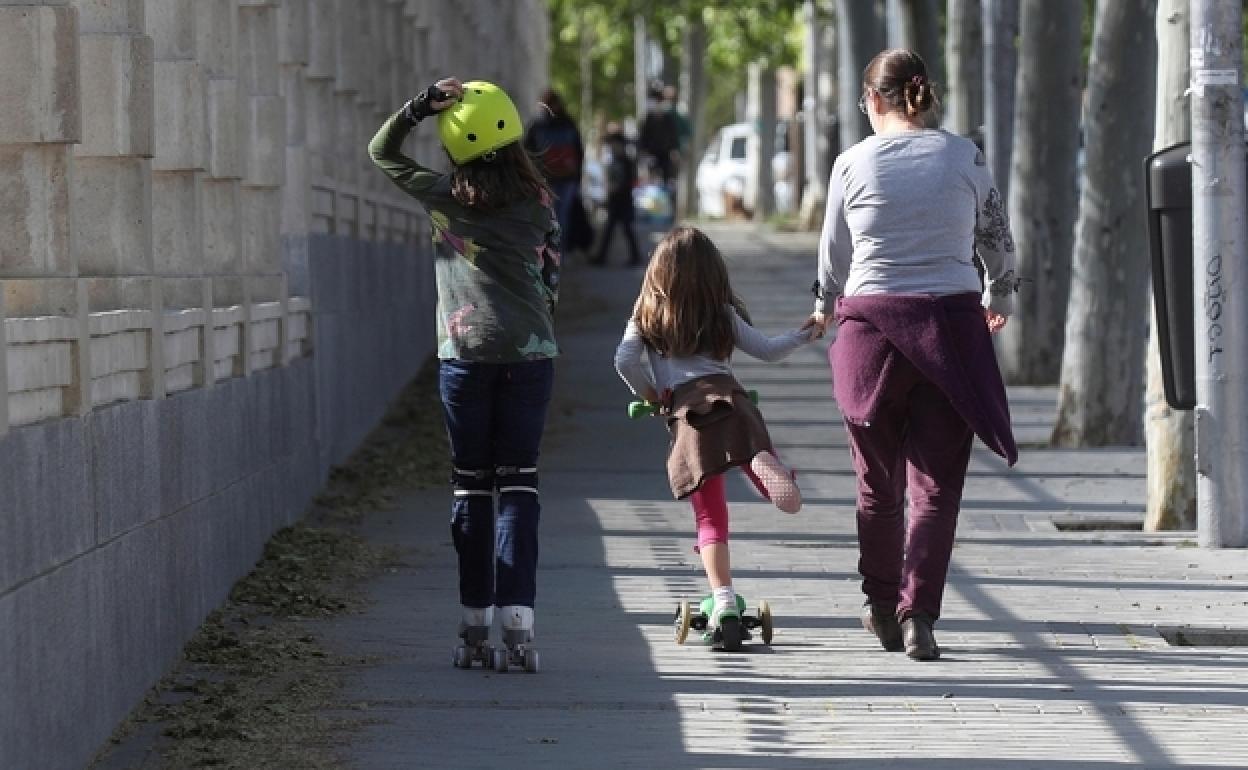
634, 15, 648, 127
1190, 0, 1248, 547
803, 1, 823, 204
0, 287, 8, 436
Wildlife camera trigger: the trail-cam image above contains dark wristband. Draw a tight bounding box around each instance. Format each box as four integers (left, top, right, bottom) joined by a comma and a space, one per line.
406, 84, 449, 124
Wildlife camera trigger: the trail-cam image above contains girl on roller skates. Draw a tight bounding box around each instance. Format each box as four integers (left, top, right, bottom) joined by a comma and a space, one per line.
614, 226, 815, 649
369, 77, 560, 672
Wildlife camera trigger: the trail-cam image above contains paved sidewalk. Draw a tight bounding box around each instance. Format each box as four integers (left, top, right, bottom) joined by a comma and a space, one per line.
327, 223, 1248, 769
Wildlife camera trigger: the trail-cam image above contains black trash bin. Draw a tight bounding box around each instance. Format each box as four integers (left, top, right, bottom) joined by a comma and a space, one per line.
1145, 142, 1196, 410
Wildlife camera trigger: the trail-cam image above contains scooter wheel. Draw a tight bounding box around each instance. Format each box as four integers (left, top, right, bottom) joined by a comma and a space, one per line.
674, 601, 692, 645
719, 616, 743, 652
758, 600, 774, 645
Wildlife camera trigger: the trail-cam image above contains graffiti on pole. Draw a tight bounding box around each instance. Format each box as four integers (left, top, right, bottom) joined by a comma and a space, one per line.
1205, 250, 1225, 363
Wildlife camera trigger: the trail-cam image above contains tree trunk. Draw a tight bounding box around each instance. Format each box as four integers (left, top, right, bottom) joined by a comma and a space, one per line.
944, 0, 983, 137
997, 1, 1083, 384
579, 10, 594, 139
981, 0, 1019, 201
889, 0, 943, 83
817, 0, 839, 157
1144, 0, 1195, 531
634, 15, 648, 125
749, 61, 777, 220
1052, 0, 1158, 447
836, 0, 885, 149
679, 17, 706, 219
799, 0, 833, 230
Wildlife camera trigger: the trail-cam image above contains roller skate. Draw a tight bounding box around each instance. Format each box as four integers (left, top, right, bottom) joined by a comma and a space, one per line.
673, 594, 774, 651
452, 606, 494, 669
491, 605, 540, 673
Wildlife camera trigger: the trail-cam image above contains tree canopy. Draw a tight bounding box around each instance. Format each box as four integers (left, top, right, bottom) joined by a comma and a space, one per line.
546, 0, 803, 136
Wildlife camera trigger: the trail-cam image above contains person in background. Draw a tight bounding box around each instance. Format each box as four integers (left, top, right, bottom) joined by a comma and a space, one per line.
591, 122, 642, 267
639, 83, 681, 191
664, 84, 691, 179
810, 48, 1020, 661
525, 88, 585, 253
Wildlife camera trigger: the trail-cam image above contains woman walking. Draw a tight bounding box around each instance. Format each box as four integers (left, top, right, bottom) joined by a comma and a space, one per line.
810, 49, 1019, 660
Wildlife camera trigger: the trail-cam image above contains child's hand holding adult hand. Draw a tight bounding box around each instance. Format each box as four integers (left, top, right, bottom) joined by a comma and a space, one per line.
803, 312, 829, 340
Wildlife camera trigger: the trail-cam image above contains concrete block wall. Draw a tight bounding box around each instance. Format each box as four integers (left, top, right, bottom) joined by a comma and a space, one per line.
0, 2, 549, 768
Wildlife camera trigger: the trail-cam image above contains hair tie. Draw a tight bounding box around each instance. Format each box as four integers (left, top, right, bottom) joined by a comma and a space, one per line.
911, 75, 925, 88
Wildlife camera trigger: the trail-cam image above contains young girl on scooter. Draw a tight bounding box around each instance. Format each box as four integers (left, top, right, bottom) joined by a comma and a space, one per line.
614, 226, 815, 649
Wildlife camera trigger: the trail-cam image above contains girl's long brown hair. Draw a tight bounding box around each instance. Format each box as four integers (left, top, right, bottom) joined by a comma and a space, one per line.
632, 226, 750, 359
450, 141, 551, 210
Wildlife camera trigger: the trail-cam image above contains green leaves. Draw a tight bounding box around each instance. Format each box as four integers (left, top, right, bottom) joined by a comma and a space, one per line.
545, 0, 801, 129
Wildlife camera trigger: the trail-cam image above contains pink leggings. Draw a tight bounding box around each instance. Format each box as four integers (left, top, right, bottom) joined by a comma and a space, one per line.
689, 459, 769, 550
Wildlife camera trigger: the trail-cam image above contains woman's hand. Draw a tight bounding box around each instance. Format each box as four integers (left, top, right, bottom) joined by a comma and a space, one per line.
428, 78, 463, 111
984, 308, 1008, 334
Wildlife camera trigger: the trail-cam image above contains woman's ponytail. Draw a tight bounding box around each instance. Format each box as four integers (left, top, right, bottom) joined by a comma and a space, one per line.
903, 75, 934, 117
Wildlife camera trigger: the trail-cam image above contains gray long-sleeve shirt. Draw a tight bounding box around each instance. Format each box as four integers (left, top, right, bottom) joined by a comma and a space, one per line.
815, 129, 1018, 316
614, 307, 812, 397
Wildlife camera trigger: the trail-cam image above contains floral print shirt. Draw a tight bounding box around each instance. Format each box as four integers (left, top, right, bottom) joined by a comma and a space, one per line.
368, 108, 560, 362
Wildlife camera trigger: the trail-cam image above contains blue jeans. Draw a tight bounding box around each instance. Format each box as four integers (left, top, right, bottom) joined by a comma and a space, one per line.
439, 358, 554, 609
550, 180, 579, 250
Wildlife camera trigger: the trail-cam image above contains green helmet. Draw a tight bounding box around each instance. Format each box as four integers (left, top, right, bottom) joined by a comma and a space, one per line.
437, 81, 524, 165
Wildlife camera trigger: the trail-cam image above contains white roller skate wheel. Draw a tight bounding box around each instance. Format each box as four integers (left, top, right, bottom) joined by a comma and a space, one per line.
524, 649, 540, 673
492, 647, 509, 673
452, 646, 471, 669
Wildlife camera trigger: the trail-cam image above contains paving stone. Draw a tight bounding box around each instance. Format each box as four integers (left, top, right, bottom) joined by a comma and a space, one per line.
321, 224, 1248, 768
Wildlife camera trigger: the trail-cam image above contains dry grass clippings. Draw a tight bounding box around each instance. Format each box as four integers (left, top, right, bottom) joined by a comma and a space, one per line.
94, 361, 448, 769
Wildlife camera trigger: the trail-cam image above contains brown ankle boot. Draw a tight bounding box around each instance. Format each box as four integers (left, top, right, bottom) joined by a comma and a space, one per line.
861, 602, 903, 651
902, 615, 941, 661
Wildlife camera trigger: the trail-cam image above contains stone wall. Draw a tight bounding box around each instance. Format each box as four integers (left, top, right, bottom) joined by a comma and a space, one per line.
0, 2, 548, 768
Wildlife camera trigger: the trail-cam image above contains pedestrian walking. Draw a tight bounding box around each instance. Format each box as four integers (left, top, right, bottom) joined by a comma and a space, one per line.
368, 77, 560, 672
638, 83, 681, 191
615, 226, 815, 650
591, 122, 642, 266
525, 88, 586, 256
809, 49, 1020, 661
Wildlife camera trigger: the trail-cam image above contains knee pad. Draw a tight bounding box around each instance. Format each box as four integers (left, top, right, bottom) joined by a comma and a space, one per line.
495, 465, 539, 496
452, 466, 494, 497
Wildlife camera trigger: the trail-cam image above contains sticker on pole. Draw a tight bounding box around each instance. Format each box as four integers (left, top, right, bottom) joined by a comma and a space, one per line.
1192, 69, 1240, 88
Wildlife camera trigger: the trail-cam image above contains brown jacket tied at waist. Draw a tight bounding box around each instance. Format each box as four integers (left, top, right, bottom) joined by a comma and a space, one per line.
664, 374, 774, 499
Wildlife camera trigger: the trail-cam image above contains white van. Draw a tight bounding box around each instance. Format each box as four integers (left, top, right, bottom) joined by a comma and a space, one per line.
695, 121, 794, 218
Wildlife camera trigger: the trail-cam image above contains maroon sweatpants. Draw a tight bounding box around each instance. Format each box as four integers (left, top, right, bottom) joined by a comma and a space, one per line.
842, 351, 974, 623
